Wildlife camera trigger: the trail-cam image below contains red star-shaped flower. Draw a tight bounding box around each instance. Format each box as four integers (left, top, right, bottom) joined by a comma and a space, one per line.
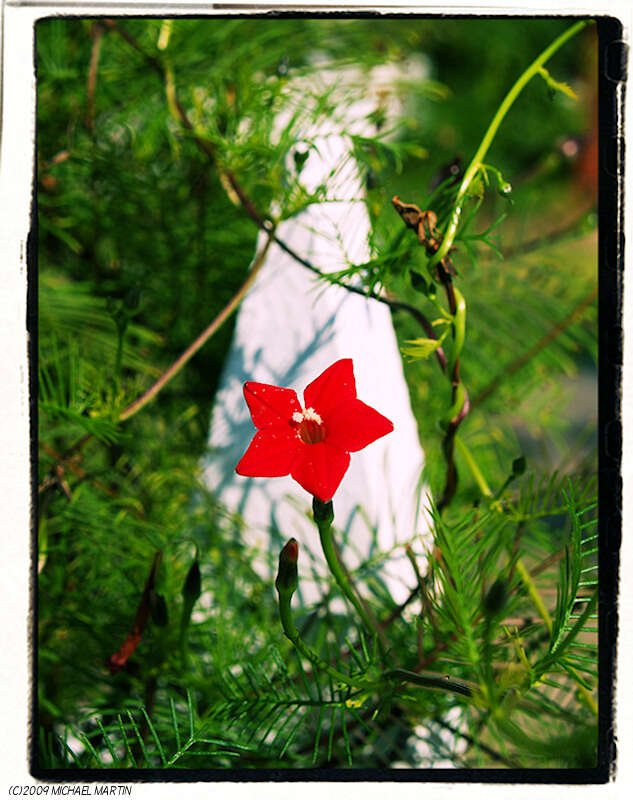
236, 359, 394, 502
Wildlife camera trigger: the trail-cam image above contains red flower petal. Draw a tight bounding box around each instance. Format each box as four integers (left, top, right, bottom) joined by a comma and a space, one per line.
236, 428, 302, 477
236, 359, 394, 501
244, 382, 302, 429
325, 398, 394, 453
290, 441, 350, 502
303, 359, 356, 418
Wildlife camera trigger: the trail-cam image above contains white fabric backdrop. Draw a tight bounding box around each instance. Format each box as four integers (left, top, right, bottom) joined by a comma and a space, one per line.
203, 63, 431, 606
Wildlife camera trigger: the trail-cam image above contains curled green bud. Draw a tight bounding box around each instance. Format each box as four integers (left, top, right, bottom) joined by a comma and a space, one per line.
498, 181, 512, 196
275, 538, 299, 597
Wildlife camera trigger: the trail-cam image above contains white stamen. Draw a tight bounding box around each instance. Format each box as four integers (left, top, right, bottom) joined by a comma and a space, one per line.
292, 407, 323, 425
303, 407, 322, 424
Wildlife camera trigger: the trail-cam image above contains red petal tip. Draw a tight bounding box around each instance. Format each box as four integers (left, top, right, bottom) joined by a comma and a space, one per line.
282, 538, 299, 563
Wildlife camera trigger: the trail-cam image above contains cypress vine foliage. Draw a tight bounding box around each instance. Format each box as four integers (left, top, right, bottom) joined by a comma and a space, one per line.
37, 17, 599, 770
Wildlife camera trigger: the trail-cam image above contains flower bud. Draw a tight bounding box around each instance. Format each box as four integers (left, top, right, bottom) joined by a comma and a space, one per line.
293, 147, 309, 172
183, 561, 202, 604
512, 456, 526, 476
149, 590, 169, 627
275, 538, 299, 597
180, 560, 202, 639
483, 578, 508, 618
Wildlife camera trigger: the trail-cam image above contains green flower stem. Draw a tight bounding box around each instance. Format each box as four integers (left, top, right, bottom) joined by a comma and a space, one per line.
428, 19, 590, 275
385, 669, 473, 699
277, 587, 375, 690
454, 434, 493, 498
313, 498, 387, 657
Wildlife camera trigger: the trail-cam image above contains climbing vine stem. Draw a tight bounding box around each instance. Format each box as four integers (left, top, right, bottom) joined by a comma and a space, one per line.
428, 19, 590, 275
432, 20, 590, 511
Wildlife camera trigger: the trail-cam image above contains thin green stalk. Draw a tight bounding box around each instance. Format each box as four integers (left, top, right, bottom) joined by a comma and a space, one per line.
313, 499, 387, 657
448, 286, 467, 378
429, 19, 590, 274
454, 434, 492, 498
277, 590, 375, 690
385, 669, 474, 699
516, 558, 553, 632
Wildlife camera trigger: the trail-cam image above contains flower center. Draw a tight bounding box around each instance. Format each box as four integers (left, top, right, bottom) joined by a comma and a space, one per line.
292, 407, 326, 444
